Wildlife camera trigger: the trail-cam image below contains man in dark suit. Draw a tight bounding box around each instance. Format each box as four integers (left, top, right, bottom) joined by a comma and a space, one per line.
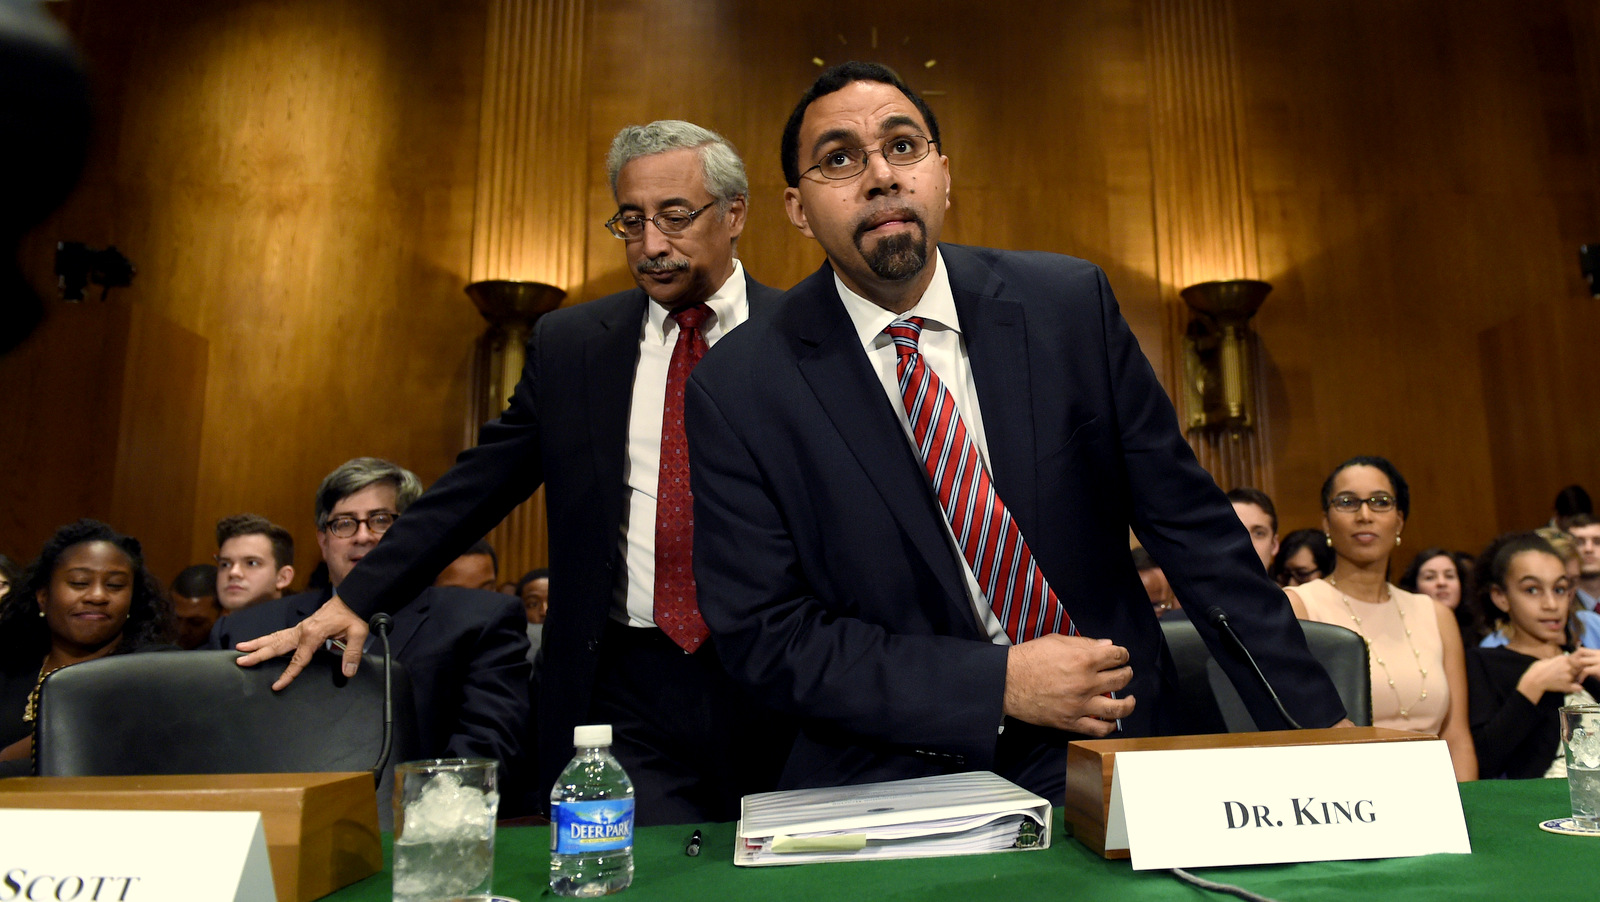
235, 121, 787, 824
208, 457, 530, 772
684, 62, 1349, 802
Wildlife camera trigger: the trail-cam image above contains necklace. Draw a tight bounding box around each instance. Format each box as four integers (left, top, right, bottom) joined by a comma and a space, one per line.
22, 659, 65, 724
1329, 577, 1430, 720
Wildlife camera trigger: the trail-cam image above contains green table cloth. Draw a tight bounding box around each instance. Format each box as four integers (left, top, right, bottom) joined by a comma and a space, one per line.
328, 779, 1590, 901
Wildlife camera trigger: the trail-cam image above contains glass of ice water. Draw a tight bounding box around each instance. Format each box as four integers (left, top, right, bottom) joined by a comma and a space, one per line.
1560, 704, 1600, 830
393, 758, 501, 902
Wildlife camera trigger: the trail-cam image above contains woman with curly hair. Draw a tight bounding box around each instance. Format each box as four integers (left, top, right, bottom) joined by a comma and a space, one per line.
0, 520, 173, 770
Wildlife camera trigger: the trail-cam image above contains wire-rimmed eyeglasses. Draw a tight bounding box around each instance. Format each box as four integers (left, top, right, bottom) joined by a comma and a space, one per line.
604, 201, 717, 240
801, 134, 936, 181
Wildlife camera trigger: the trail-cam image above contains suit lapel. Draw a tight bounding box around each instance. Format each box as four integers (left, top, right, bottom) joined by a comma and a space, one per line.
789, 266, 969, 608
944, 245, 1039, 531
584, 290, 648, 516
385, 592, 429, 655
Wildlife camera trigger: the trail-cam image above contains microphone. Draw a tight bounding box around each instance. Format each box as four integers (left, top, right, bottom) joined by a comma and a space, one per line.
1204, 606, 1303, 731
368, 613, 395, 787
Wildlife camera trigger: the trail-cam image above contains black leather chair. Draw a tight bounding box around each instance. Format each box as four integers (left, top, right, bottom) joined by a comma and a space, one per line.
1160, 619, 1372, 732
33, 650, 420, 828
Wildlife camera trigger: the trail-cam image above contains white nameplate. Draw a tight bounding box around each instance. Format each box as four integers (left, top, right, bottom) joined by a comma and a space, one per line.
0, 809, 274, 901
1105, 739, 1470, 870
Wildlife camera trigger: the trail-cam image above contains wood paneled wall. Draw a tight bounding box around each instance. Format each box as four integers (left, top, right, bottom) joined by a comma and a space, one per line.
3, 0, 1597, 584
3, 0, 491, 584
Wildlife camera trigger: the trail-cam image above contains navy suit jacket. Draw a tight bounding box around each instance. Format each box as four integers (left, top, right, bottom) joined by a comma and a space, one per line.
208, 586, 530, 771
332, 271, 784, 801
685, 244, 1346, 794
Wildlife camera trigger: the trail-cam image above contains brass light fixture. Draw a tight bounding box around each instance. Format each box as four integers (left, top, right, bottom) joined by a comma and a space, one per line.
464, 280, 565, 430
1180, 279, 1271, 431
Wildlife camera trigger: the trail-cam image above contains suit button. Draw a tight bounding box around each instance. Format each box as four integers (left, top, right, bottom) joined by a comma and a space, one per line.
587, 639, 599, 652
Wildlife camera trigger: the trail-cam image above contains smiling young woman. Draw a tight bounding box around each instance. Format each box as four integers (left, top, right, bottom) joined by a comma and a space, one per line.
0, 520, 173, 773
1465, 533, 1600, 779
1285, 456, 1478, 781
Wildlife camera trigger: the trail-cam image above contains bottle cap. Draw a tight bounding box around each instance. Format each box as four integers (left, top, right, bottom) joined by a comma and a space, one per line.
573, 724, 612, 748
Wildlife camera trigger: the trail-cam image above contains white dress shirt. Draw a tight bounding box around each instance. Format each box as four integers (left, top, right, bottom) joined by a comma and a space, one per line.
617, 260, 750, 627
834, 250, 1009, 646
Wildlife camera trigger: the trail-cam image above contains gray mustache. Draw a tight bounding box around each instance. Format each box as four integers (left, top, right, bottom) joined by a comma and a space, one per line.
637, 258, 690, 275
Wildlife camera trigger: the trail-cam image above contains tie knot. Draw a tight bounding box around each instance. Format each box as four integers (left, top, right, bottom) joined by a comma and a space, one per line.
886, 317, 925, 357
671, 303, 711, 332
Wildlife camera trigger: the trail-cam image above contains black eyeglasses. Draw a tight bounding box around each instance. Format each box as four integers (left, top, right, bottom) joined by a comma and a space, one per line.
604, 201, 717, 240
1328, 493, 1397, 514
802, 134, 936, 181
1285, 567, 1322, 584
323, 512, 398, 538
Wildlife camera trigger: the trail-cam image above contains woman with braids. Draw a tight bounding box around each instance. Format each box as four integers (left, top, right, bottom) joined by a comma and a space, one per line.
1466, 532, 1600, 779
0, 520, 173, 772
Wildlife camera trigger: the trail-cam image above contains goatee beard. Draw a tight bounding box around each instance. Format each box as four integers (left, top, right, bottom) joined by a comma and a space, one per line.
858, 226, 928, 281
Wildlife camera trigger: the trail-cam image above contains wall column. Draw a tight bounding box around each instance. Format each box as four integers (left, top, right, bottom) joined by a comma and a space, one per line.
1146, 0, 1270, 493
469, 0, 591, 581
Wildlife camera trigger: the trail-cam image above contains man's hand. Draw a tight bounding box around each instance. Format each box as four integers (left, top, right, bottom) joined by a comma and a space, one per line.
1003, 634, 1136, 736
234, 595, 368, 690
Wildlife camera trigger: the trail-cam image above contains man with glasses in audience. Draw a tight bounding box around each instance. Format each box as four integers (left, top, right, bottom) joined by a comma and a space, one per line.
231, 122, 788, 824
210, 457, 530, 781
682, 62, 1347, 801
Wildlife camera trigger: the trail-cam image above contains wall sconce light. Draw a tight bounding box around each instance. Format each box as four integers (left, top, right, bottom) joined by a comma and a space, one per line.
464, 280, 565, 424
1180, 279, 1271, 431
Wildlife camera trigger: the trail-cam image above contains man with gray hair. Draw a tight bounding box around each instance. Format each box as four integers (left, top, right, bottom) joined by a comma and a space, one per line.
210, 457, 531, 783
235, 122, 788, 824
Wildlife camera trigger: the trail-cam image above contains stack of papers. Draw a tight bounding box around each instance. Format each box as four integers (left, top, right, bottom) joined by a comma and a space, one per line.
735, 770, 1051, 866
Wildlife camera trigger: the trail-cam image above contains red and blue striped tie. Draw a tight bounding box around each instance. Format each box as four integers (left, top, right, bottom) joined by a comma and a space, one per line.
887, 317, 1073, 643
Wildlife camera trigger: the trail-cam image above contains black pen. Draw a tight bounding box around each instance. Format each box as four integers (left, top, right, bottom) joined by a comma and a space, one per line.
684, 829, 702, 857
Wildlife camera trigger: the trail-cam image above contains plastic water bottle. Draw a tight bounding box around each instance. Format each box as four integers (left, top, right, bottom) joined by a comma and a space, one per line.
550, 724, 635, 896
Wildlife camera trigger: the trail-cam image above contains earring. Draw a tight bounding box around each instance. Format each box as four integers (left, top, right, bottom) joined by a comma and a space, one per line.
1324, 534, 1333, 547
37, 610, 44, 618
1395, 535, 1402, 547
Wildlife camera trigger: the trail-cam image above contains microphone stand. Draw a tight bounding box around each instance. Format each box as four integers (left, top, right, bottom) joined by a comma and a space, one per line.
368, 613, 395, 788
1204, 606, 1303, 731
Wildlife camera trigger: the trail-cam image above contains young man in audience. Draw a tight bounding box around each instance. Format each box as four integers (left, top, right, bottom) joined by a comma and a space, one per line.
171, 564, 223, 650
434, 539, 499, 591
215, 514, 295, 611
208, 458, 530, 780
1563, 513, 1600, 612
1227, 487, 1280, 573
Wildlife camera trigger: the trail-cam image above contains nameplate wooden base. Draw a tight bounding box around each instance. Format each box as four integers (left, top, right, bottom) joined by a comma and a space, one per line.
0, 772, 382, 902
1062, 727, 1432, 859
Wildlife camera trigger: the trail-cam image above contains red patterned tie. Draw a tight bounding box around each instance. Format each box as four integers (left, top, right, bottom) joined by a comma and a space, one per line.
654, 303, 712, 652
887, 318, 1074, 644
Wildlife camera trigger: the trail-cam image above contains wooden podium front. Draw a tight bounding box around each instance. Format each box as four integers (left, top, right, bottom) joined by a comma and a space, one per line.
0, 772, 382, 902
1062, 727, 1433, 859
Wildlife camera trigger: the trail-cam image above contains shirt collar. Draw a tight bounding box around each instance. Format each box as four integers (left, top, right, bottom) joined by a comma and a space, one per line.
644, 259, 746, 344
834, 248, 957, 350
